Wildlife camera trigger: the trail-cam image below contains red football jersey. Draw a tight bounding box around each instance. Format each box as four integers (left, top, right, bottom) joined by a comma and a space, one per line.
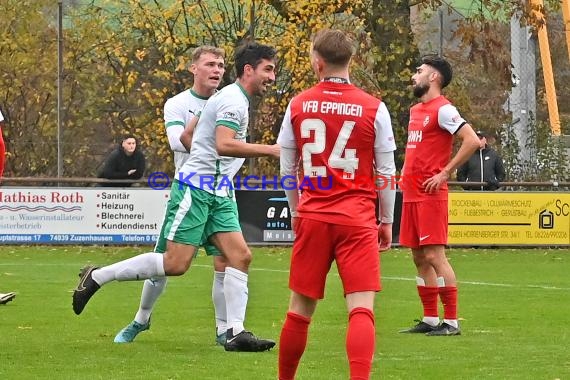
278, 81, 395, 227
402, 95, 466, 202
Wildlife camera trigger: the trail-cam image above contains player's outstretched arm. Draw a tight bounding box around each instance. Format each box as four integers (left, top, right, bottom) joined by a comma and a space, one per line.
215, 126, 279, 158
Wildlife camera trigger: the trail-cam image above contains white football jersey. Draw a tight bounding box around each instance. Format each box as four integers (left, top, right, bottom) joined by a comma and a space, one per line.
178, 82, 249, 197
164, 89, 210, 173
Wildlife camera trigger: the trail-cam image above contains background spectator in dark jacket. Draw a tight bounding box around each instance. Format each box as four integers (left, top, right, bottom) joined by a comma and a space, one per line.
98, 135, 146, 187
457, 130, 505, 190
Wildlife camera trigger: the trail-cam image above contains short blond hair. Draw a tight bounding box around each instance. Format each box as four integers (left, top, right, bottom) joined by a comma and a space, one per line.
192, 45, 225, 63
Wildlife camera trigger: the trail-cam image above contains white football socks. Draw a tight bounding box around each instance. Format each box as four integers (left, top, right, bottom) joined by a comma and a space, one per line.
422, 316, 440, 326
443, 319, 458, 328
212, 271, 227, 335
224, 267, 248, 335
92, 252, 165, 285
134, 277, 167, 325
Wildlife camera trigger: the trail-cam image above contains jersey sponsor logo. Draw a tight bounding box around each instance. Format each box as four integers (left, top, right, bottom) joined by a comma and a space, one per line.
222, 111, 239, 123
407, 130, 423, 143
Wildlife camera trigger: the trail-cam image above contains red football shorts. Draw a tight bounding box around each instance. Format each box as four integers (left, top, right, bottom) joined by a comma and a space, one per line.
289, 217, 380, 300
399, 200, 448, 249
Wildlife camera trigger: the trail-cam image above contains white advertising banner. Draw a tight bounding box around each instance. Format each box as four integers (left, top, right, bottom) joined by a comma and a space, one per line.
0, 187, 169, 244
4, 187, 567, 246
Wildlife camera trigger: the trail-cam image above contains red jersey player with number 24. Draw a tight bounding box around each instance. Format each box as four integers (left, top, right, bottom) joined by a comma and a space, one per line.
277, 29, 397, 380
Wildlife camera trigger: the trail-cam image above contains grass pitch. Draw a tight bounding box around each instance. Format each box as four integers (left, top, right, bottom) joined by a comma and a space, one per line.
1, 246, 569, 379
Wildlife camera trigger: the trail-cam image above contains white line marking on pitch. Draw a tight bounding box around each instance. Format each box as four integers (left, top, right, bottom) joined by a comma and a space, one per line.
203, 265, 569, 291
1, 262, 569, 291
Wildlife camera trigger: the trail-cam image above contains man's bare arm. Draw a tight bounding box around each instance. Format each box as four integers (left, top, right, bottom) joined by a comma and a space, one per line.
215, 126, 279, 158
423, 124, 480, 193
180, 115, 199, 152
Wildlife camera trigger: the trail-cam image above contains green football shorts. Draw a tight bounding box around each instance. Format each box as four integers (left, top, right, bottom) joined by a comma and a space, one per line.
154, 180, 241, 256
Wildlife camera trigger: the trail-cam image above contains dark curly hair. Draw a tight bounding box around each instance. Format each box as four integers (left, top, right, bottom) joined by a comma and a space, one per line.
422, 55, 452, 88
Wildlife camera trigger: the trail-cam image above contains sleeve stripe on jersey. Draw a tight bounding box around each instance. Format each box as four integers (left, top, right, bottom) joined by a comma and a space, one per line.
453, 121, 467, 134
165, 121, 185, 128
216, 120, 240, 132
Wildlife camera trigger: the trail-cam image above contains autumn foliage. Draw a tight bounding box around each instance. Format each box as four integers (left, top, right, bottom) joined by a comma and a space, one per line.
0, 0, 565, 178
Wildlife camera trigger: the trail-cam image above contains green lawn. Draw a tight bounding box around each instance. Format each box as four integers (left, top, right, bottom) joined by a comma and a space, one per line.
1, 246, 569, 379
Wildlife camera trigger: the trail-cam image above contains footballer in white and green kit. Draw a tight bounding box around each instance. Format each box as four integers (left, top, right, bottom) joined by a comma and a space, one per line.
154, 88, 227, 255
74, 42, 278, 353
160, 82, 250, 250
164, 89, 209, 173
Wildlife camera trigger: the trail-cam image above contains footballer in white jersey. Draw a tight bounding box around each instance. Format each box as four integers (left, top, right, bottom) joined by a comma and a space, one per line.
73, 42, 278, 353
179, 82, 249, 197
164, 89, 210, 173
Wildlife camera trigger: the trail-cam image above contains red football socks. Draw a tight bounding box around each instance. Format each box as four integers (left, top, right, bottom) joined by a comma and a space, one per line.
346, 307, 375, 380
417, 285, 439, 317
439, 286, 458, 320
278, 311, 311, 380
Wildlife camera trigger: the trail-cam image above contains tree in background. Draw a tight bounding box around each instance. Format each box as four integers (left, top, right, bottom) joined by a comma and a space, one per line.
0, 0, 566, 180
0, 0, 59, 176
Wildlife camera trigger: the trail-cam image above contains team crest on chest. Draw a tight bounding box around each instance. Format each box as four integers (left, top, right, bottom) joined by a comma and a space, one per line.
422, 115, 430, 128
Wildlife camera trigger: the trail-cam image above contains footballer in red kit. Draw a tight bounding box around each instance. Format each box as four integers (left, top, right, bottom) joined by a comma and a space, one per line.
277, 29, 396, 380
280, 79, 395, 298
399, 55, 479, 337
282, 82, 394, 228
400, 95, 464, 246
